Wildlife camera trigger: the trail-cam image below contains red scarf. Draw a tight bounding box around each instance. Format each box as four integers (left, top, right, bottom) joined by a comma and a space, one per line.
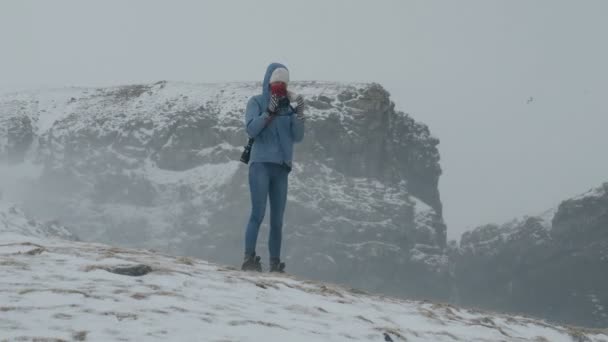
270, 83, 287, 98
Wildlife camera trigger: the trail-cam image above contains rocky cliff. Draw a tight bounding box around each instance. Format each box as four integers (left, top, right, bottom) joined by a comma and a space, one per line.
452, 183, 608, 328
0, 81, 448, 299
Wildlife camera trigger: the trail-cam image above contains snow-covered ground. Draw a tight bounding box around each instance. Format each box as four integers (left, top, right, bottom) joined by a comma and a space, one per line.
1, 205, 606, 341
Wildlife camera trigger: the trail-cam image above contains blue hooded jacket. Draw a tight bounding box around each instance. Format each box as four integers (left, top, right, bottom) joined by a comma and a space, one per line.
245, 63, 305, 167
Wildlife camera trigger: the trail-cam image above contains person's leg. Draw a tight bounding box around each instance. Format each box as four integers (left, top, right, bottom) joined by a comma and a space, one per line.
268, 164, 289, 261
245, 163, 269, 257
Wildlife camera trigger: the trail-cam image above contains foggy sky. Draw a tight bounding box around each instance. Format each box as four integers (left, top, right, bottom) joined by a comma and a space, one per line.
1, 0, 607, 239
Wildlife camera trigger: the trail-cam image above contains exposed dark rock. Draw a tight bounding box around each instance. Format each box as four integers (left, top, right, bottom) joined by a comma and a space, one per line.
106, 264, 153, 276
1, 114, 34, 163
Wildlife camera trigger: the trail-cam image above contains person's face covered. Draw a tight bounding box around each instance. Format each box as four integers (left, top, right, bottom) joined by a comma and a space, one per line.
270, 82, 287, 98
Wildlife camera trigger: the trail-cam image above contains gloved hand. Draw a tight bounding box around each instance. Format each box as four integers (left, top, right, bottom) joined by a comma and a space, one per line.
268, 94, 280, 114
288, 91, 305, 119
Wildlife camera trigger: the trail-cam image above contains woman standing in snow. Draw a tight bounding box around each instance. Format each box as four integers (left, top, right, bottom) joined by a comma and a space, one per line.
241, 63, 305, 272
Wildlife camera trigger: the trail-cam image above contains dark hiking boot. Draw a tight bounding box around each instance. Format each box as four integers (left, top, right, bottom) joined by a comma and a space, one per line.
242, 253, 262, 272
269, 258, 286, 273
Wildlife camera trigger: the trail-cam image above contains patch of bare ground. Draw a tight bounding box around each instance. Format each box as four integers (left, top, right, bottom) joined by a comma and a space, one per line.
228, 320, 287, 330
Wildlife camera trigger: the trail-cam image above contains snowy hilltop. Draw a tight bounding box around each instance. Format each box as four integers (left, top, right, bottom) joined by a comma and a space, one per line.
0, 81, 447, 300
2, 203, 607, 342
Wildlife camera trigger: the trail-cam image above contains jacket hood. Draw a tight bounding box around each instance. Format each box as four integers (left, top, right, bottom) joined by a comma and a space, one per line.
261, 62, 289, 108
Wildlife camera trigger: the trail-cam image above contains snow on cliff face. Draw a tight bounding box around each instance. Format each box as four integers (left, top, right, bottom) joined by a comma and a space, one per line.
0, 200, 76, 242
0, 81, 446, 300
455, 182, 608, 328
2, 213, 607, 342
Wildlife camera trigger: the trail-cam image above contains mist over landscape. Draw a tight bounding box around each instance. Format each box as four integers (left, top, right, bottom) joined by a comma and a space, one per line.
1, 1, 607, 341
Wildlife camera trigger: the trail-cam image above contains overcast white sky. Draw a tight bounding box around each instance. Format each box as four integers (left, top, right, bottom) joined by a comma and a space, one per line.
1, 0, 607, 239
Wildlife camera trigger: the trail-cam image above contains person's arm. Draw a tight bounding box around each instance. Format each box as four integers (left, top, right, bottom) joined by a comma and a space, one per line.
245, 97, 273, 138
288, 92, 305, 142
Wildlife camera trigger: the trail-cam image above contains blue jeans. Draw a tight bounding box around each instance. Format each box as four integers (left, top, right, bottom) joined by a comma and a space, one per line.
245, 162, 289, 259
